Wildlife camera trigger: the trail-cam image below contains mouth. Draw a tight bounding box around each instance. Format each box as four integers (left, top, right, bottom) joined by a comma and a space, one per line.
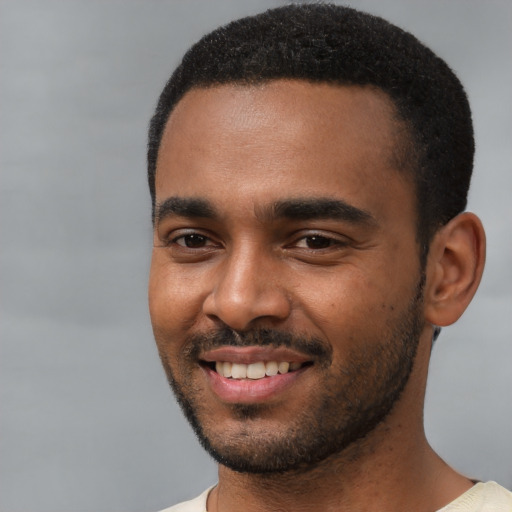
201, 359, 313, 379
199, 346, 315, 403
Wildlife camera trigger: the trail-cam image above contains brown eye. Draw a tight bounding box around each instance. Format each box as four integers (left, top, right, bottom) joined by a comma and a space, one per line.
303, 235, 334, 249
175, 234, 210, 248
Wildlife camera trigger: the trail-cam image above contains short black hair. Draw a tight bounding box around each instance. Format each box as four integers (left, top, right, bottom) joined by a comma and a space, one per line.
147, 3, 474, 259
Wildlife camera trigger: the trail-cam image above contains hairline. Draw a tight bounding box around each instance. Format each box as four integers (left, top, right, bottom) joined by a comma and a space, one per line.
152, 79, 428, 263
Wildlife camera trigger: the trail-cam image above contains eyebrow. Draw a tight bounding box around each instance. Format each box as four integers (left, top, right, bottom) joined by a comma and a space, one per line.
154, 196, 376, 227
155, 197, 217, 224
270, 198, 376, 225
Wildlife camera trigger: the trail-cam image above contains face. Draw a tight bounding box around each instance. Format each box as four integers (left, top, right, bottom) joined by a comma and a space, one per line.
149, 81, 427, 473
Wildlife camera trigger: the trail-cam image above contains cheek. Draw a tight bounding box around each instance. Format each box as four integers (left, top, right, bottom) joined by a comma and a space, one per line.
298, 263, 415, 336
148, 250, 207, 340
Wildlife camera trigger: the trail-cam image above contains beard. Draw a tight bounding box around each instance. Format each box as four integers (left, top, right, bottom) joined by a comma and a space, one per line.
157, 273, 425, 475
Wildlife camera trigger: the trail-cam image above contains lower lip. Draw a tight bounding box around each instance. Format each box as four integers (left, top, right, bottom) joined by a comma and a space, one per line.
203, 365, 309, 404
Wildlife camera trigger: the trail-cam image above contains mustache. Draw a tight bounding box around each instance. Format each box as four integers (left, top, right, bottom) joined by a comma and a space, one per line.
183, 326, 332, 362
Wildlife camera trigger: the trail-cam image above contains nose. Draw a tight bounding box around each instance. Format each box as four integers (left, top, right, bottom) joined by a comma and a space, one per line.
202, 247, 291, 331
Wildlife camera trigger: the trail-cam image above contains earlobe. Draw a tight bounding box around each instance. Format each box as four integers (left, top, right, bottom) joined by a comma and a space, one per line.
424, 212, 486, 327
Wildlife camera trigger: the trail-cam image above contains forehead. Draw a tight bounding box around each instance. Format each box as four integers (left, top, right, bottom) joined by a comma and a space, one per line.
155, 80, 414, 222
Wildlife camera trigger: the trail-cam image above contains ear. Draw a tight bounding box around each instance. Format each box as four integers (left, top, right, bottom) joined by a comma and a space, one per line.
424, 212, 486, 327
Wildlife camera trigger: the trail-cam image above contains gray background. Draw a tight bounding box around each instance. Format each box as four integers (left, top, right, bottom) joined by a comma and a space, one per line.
1, 1, 510, 511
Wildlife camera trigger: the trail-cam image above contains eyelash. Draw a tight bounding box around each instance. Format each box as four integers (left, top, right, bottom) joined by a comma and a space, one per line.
162, 230, 348, 253
290, 233, 349, 250
171, 232, 218, 249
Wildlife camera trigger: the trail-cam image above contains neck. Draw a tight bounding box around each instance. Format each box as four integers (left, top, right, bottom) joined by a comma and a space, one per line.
211, 425, 468, 512
207, 335, 473, 512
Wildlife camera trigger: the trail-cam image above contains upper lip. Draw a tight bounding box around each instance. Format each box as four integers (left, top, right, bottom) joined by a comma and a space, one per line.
200, 346, 313, 365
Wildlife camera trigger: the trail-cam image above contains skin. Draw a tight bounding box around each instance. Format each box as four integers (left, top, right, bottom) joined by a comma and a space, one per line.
149, 80, 485, 511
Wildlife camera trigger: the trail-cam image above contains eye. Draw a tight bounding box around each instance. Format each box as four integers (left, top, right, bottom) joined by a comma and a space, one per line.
294, 234, 346, 250
296, 235, 337, 249
173, 233, 213, 248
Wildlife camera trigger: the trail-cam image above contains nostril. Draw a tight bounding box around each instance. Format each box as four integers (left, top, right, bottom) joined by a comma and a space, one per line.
201, 262, 292, 332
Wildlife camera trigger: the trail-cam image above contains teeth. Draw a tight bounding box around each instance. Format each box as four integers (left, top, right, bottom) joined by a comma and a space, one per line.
214, 360, 303, 379
223, 361, 232, 378
265, 361, 279, 376
278, 361, 290, 374
247, 362, 266, 379
231, 363, 247, 379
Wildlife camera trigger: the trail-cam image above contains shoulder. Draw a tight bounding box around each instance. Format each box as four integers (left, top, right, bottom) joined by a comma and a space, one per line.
157, 486, 213, 512
438, 481, 512, 512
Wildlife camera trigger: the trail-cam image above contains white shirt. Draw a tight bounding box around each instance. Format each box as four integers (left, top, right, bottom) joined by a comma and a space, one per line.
159, 481, 512, 512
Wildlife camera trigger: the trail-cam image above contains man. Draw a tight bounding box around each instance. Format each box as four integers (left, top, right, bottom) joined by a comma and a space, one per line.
147, 4, 511, 511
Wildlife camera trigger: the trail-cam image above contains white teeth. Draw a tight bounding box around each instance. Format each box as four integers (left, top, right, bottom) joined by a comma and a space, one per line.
214, 360, 304, 379
231, 363, 247, 379
223, 361, 232, 378
278, 361, 290, 374
265, 361, 279, 376
247, 362, 266, 379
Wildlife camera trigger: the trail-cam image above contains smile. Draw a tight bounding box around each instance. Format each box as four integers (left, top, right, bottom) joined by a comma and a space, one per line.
212, 360, 307, 379
199, 346, 315, 403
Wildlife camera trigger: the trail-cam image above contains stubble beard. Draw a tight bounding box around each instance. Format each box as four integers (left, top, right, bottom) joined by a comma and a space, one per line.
158, 274, 425, 475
